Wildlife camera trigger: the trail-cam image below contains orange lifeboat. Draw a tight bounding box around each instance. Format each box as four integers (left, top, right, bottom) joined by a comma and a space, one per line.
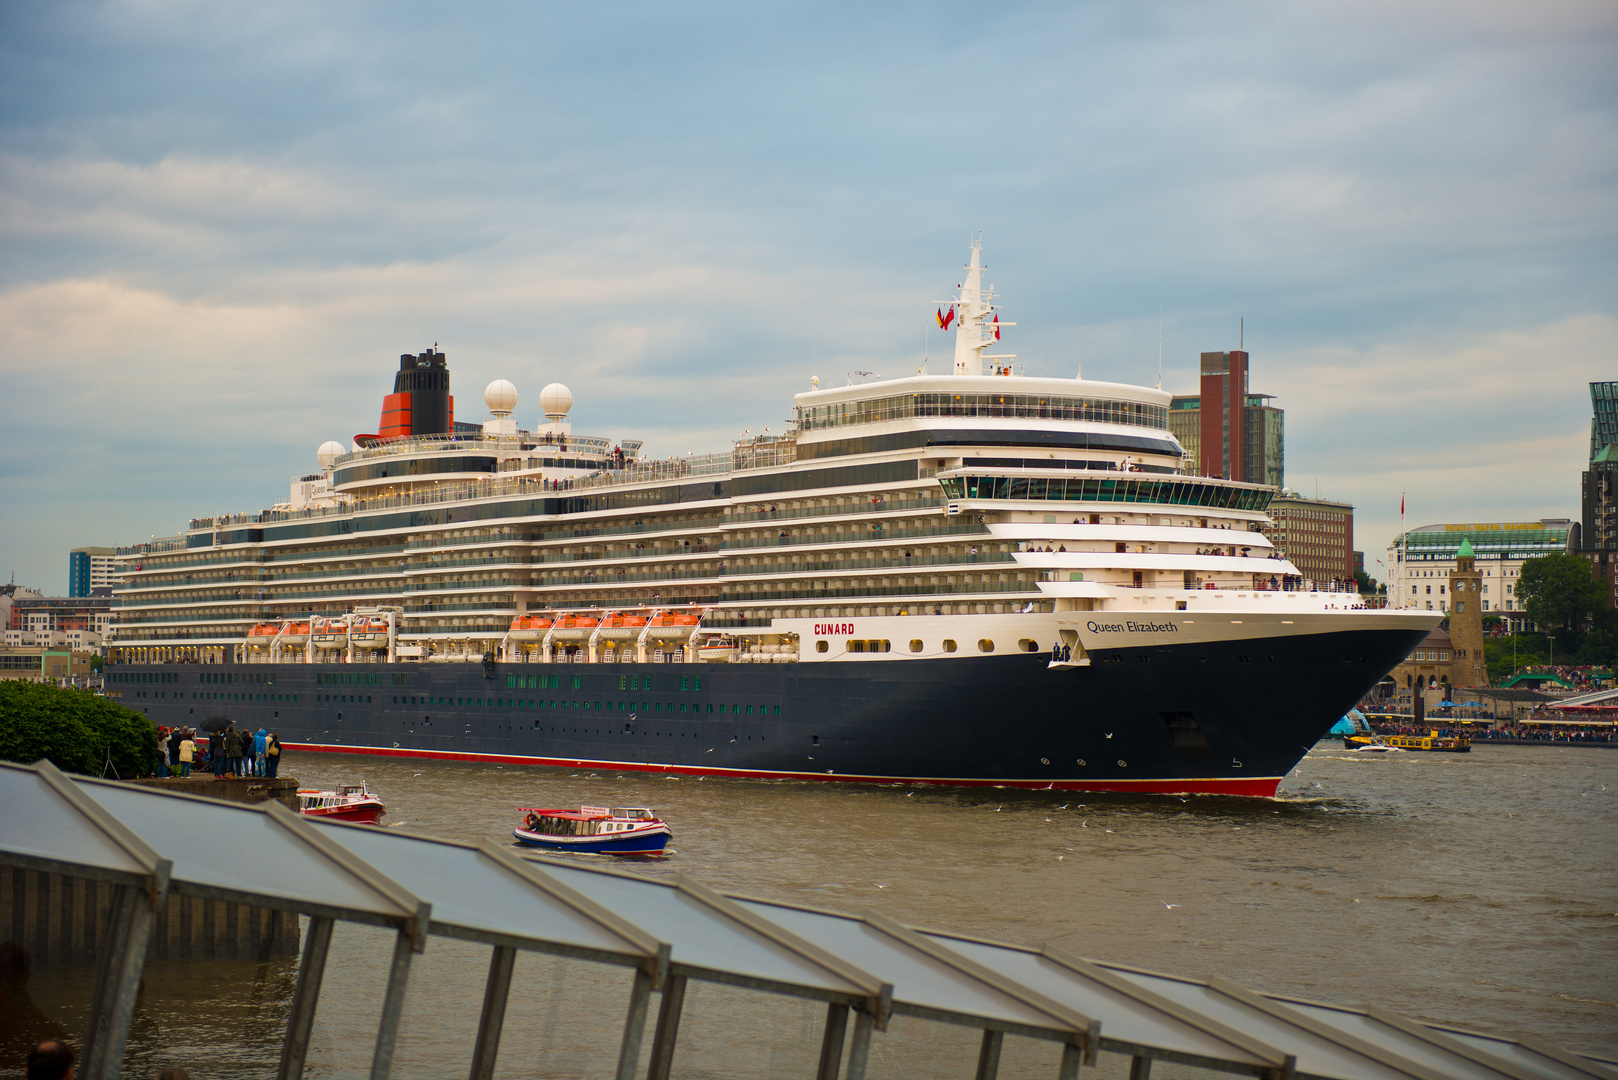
279, 621, 310, 648
598, 611, 650, 640
550, 613, 601, 641
349, 616, 390, 650
311, 616, 349, 650
646, 610, 702, 640
246, 623, 281, 649
508, 614, 553, 643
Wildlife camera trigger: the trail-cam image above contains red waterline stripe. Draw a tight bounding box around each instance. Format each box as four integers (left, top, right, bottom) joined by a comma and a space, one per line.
281, 741, 1282, 798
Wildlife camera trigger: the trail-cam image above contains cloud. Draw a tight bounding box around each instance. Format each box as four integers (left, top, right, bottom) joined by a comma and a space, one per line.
1, 0, 1614, 591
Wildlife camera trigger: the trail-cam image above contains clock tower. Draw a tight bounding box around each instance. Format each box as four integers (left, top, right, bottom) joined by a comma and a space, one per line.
1448, 539, 1489, 690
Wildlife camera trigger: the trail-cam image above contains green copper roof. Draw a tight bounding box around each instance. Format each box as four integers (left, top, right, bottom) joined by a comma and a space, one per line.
1592, 444, 1618, 464
1455, 538, 1475, 558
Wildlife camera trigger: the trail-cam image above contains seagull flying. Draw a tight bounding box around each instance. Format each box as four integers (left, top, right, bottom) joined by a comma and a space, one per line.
1161, 901, 1179, 909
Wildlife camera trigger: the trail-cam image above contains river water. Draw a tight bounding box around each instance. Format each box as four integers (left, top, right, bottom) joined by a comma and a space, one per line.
11, 742, 1617, 1078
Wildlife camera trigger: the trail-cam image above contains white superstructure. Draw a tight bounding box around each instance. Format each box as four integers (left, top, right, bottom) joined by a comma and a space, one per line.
110, 244, 1405, 670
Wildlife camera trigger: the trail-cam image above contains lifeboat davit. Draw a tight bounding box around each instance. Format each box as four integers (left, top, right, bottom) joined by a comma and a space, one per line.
311, 616, 349, 650
598, 612, 650, 640
550, 613, 600, 641
279, 621, 311, 647
646, 611, 702, 640
246, 623, 281, 649
349, 616, 390, 650
508, 614, 553, 643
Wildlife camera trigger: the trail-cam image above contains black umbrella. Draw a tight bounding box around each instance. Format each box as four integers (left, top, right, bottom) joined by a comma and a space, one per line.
198, 715, 231, 733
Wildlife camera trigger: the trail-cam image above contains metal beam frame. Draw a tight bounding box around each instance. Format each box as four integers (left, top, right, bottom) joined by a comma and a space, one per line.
279, 915, 335, 1080
975, 1029, 1004, 1080
469, 944, 517, 1080
646, 972, 688, 1080
616, 966, 656, 1080
369, 928, 416, 1080
817, 1003, 850, 1080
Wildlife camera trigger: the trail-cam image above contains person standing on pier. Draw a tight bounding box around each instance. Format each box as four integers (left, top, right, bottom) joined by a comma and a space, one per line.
264, 733, 281, 778
224, 726, 242, 778
253, 728, 268, 776
178, 733, 194, 778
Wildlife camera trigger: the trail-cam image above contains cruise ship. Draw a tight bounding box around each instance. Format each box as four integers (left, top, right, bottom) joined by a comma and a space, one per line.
106, 243, 1438, 796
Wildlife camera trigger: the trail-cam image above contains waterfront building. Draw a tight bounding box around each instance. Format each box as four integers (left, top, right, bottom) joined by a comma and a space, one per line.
1578, 381, 1618, 609
1165, 354, 1283, 488
7, 593, 114, 639
1261, 494, 1355, 587
68, 546, 117, 597
1387, 520, 1574, 626
0, 646, 85, 684
100, 243, 1436, 796
1389, 626, 1454, 694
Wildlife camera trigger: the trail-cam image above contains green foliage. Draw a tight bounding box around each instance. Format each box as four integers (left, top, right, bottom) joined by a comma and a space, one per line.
1483, 635, 1545, 682
1517, 553, 1608, 641
1354, 570, 1378, 594
0, 681, 158, 778
89, 654, 104, 673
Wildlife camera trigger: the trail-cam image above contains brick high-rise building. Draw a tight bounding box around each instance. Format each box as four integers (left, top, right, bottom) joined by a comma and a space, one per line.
1580, 381, 1618, 608
1166, 351, 1283, 488
1201, 349, 1248, 481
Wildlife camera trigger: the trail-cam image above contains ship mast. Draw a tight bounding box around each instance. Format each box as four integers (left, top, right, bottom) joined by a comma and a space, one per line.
951, 237, 1016, 376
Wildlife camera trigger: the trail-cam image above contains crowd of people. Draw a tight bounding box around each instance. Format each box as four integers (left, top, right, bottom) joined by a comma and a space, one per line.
152, 724, 282, 779
1368, 719, 1613, 743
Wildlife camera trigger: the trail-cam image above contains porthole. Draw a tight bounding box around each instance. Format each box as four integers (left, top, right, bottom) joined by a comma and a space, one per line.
942, 639, 958, 653
815, 641, 829, 653
1076, 758, 1086, 766
978, 639, 995, 653
1117, 760, 1126, 768
909, 640, 923, 653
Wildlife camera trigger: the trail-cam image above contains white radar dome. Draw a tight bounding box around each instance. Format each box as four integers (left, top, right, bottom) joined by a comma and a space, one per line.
317, 441, 346, 470
484, 379, 518, 416
539, 382, 573, 422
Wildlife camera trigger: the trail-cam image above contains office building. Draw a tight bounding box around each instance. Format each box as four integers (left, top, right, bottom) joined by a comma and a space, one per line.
1167, 351, 1283, 488
1387, 520, 1573, 625
69, 546, 117, 597
1262, 494, 1355, 586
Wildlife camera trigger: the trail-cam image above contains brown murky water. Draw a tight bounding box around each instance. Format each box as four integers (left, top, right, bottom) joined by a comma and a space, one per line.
9, 742, 1616, 1077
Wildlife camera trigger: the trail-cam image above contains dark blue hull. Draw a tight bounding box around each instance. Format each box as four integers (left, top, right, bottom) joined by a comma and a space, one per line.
110, 624, 1426, 796
512, 828, 671, 854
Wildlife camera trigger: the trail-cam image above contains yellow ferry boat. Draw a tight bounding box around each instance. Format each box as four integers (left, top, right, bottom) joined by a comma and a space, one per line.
1344, 730, 1471, 753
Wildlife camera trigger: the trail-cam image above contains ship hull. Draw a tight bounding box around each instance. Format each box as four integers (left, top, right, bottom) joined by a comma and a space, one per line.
112, 623, 1424, 797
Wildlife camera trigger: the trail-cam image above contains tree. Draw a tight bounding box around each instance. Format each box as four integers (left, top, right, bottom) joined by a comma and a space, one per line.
89, 654, 104, 673
1516, 553, 1608, 641
1354, 570, 1378, 594
0, 681, 157, 778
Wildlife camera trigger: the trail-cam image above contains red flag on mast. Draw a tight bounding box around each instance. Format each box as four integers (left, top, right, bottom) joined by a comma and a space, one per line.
993, 313, 1000, 340
937, 308, 955, 330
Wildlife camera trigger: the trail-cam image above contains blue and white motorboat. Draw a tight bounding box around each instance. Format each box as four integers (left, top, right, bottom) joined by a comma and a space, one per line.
514, 805, 671, 855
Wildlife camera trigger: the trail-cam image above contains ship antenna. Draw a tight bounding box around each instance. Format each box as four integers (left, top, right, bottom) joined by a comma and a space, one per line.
1156, 315, 1163, 390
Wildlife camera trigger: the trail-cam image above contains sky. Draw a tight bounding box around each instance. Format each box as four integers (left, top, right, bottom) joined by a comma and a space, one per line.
2, 0, 1614, 593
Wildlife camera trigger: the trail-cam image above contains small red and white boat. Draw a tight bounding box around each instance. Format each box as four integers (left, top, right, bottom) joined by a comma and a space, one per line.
298, 782, 386, 823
